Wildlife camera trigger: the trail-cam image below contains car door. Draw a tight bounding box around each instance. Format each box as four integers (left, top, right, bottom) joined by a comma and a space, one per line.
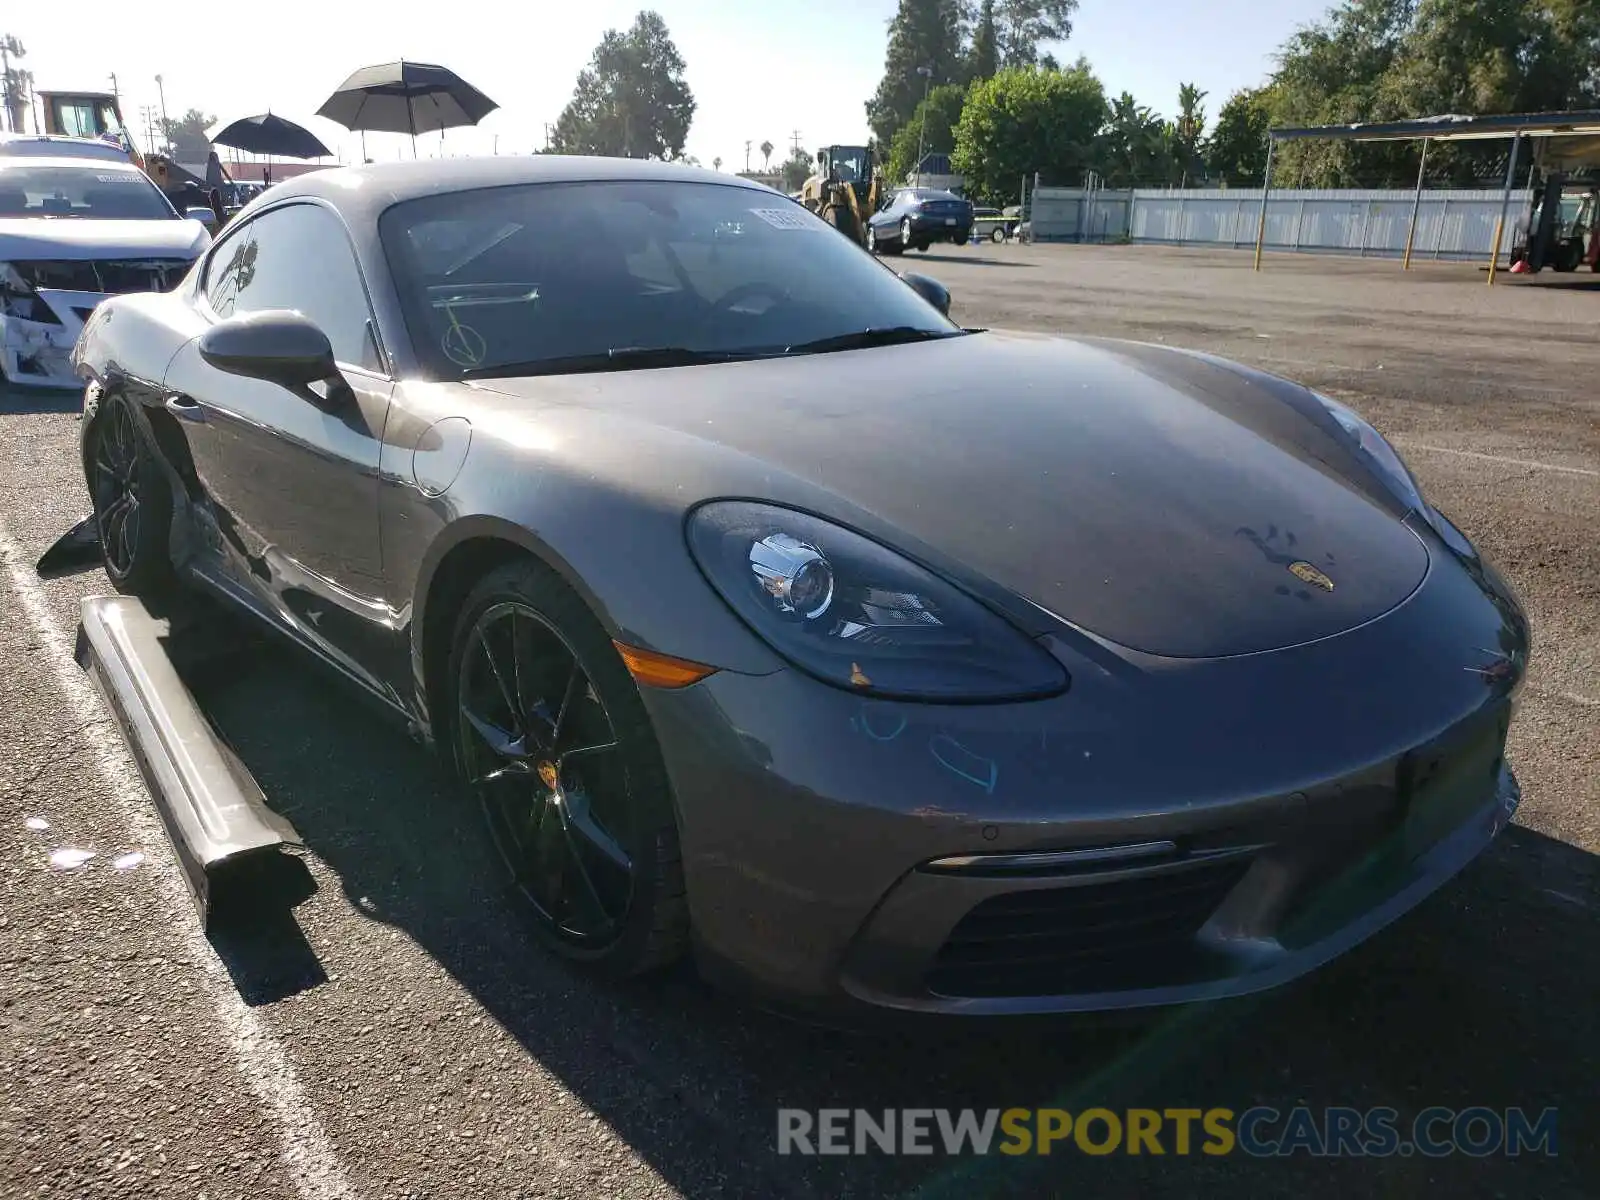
869, 192, 903, 239
162, 200, 398, 687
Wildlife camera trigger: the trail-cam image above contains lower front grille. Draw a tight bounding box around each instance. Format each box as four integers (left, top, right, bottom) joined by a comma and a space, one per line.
927, 857, 1252, 998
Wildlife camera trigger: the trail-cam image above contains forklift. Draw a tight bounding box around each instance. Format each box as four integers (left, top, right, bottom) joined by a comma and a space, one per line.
1512, 170, 1600, 274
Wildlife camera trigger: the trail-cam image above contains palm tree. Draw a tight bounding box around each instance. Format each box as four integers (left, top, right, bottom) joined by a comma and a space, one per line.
760, 140, 774, 170
1175, 83, 1208, 186
1101, 92, 1172, 187
713, 156, 722, 171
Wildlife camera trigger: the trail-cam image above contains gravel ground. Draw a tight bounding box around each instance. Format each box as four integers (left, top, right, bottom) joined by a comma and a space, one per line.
1, 243, 1595, 1199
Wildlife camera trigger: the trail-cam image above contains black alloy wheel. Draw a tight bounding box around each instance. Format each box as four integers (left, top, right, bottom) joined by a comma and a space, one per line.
455, 593, 669, 963
89, 395, 173, 596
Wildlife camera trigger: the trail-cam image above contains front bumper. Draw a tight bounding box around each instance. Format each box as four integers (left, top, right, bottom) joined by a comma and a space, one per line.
0, 278, 120, 388
639, 525, 1529, 1016
1, 304, 98, 388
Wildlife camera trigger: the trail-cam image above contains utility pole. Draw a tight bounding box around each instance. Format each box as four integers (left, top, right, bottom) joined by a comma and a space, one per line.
0, 36, 25, 135
790, 130, 802, 158
543, 122, 553, 151
108, 73, 119, 100
913, 66, 933, 187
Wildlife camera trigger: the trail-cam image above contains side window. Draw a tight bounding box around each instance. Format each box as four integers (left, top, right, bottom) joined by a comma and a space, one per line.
203, 203, 382, 372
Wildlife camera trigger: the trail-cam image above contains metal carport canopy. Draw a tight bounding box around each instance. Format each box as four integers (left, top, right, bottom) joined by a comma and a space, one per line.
1267, 110, 1600, 144
1251, 110, 1600, 279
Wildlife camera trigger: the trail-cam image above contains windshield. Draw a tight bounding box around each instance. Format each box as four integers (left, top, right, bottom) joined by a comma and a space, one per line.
0, 165, 175, 220
379, 179, 959, 378
829, 149, 869, 182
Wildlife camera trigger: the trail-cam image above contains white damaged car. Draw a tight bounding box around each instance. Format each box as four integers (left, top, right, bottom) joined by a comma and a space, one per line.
1, 157, 211, 388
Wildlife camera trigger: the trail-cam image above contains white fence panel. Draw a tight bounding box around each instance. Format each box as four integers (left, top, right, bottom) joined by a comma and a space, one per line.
1114, 187, 1528, 258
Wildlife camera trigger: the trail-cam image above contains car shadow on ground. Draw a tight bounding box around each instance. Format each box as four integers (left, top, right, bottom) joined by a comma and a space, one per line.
0, 383, 82, 414
186, 642, 1596, 1199
897, 250, 1035, 268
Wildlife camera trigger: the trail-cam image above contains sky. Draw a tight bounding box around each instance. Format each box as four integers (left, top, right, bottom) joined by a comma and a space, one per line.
7, 0, 1333, 170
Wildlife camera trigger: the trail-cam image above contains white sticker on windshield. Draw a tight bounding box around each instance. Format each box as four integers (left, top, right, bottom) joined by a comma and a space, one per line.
749, 207, 815, 230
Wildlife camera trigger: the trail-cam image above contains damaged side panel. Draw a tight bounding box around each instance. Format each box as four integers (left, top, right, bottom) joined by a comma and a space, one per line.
74, 595, 303, 926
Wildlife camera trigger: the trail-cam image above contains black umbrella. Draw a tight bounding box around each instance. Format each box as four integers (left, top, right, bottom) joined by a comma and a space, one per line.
206, 113, 331, 159
316, 61, 497, 155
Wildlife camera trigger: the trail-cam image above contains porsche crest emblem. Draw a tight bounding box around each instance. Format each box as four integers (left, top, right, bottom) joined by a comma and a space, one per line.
1288, 561, 1335, 592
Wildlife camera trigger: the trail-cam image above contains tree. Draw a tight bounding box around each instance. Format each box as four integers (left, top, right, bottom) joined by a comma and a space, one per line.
712, 155, 722, 171
552, 11, 695, 159
968, 0, 999, 82
760, 139, 774, 170
997, 0, 1079, 67
781, 148, 814, 192
158, 109, 216, 159
1173, 82, 1207, 184
1204, 87, 1275, 185
865, 0, 967, 147
886, 83, 968, 183
952, 60, 1108, 203
1096, 92, 1174, 186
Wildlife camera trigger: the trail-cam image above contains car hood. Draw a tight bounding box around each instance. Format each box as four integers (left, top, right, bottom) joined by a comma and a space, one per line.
481, 331, 1430, 659
0, 217, 209, 262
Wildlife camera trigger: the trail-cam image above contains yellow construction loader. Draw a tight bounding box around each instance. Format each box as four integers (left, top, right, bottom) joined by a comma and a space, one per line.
800, 145, 882, 246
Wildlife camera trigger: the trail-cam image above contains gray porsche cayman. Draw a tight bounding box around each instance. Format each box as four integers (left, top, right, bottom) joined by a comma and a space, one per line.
68, 157, 1528, 1016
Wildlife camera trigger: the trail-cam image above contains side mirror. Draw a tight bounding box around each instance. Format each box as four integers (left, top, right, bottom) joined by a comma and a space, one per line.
900, 272, 951, 317
185, 206, 218, 230
199, 310, 337, 389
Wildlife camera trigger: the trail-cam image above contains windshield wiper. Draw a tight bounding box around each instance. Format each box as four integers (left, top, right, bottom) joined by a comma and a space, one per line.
461, 346, 756, 379
779, 327, 965, 355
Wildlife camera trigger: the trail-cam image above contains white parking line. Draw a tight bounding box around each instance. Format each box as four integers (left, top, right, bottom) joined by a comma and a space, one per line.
0, 528, 356, 1200
1396, 442, 1600, 479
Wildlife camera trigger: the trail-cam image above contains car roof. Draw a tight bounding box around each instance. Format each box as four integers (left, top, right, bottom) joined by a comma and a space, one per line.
0, 133, 130, 161
262, 156, 776, 222
0, 155, 147, 176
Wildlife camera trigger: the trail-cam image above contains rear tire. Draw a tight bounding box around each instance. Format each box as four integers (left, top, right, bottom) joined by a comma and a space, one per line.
446, 558, 689, 978
89, 393, 177, 599
992, 226, 1008, 244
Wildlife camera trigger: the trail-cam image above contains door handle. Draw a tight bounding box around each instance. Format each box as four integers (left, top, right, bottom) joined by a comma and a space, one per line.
164, 394, 206, 423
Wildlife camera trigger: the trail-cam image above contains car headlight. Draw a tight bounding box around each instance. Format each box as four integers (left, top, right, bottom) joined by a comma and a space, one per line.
687, 501, 1069, 701
0, 262, 56, 325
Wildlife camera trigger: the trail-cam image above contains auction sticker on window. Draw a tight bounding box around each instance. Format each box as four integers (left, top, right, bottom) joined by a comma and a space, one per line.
750, 207, 816, 230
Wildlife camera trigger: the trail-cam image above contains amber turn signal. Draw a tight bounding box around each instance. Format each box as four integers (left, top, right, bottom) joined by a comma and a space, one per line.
613, 641, 718, 689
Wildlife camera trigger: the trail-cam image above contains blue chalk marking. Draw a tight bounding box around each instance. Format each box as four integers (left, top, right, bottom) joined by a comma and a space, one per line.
929, 734, 999, 794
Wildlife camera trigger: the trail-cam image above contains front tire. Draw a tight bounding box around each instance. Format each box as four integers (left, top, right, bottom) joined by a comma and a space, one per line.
447, 558, 689, 978
89, 393, 176, 598
865, 225, 878, 254
824, 204, 860, 244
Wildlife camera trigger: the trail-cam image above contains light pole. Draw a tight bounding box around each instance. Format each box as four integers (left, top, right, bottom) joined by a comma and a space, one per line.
913, 66, 934, 188
154, 74, 169, 151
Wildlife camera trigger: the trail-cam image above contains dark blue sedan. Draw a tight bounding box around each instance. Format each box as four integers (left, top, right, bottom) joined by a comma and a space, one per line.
865, 188, 974, 255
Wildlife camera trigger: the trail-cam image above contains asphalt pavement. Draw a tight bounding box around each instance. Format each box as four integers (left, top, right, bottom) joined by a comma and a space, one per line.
1, 243, 1596, 1199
